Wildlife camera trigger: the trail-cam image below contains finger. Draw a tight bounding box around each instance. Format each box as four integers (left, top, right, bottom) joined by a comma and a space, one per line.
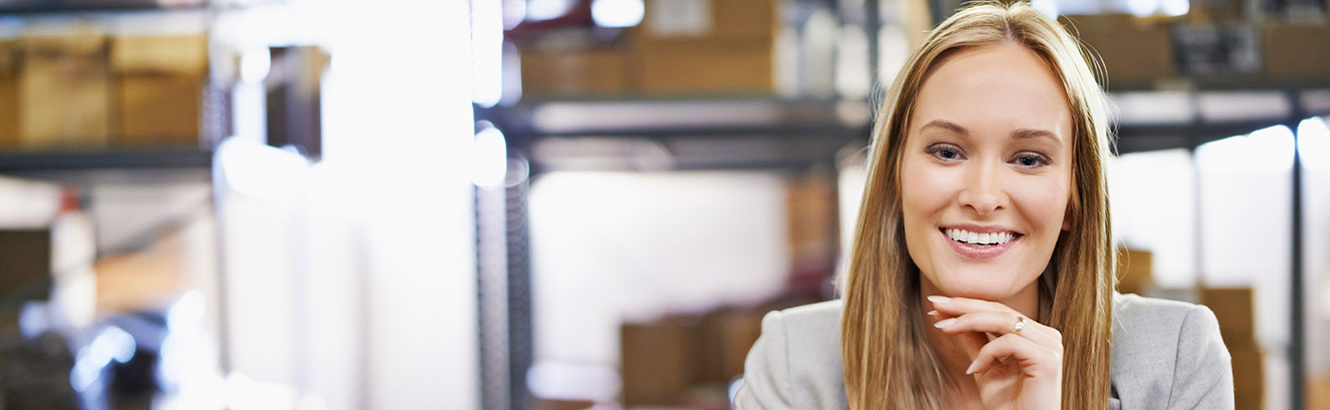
965, 333, 1062, 379
927, 295, 1011, 316
933, 311, 1058, 348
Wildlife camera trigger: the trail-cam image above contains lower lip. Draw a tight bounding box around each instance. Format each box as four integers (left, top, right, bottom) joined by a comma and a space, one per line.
940, 229, 1019, 259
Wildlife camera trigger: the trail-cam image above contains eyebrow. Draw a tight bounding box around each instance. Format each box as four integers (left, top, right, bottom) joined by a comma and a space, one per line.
919, 119, 1064, 146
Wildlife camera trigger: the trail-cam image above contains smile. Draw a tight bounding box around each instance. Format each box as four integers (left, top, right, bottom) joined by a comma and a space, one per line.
937, 226, 1024, 259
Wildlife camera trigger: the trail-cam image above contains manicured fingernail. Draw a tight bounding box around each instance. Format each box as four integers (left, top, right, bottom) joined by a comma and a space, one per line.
927, 296, 951, 305
934, 318, 956, 328
965, 361, 979, 375
926, 310, 939, 317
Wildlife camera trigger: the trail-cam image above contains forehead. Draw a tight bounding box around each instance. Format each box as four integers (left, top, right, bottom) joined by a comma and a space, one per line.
910, 43, 1072, 143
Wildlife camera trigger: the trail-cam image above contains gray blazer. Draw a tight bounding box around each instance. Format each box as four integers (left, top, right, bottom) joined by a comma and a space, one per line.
735, 293, 1235, 409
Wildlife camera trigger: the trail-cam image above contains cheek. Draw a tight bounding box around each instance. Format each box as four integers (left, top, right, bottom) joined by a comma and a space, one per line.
1014, 174, 1072, 231
900, 158, 956, 215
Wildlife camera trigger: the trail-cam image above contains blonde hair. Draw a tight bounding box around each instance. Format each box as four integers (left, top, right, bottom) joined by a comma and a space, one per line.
839, 1, 1116, 409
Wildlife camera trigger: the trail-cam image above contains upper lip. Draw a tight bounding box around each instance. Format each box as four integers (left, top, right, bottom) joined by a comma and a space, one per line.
940, 223, 1024, 235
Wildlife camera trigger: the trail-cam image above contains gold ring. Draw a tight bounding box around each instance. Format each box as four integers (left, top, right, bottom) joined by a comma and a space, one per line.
1012, 316, 1026, 335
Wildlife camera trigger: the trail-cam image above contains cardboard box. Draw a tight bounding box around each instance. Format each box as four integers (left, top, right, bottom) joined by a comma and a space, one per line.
520, 47, 627, 97
0, 230, 52, 306
111, 35, 206, 146
1198, 286, 1257, 351
1061, 15, 1176, 86
636, 38, 774, 95
1229, 346, 1263, 395
1309, 373, 1330, 410
639, 0, 776, 42
696, 309, 763, 385
621, 318, 694, 406
0, 40, 18, 149
19, 34, 110, 149
1115, 248, 1153, 295
1263, 24, 1330, 81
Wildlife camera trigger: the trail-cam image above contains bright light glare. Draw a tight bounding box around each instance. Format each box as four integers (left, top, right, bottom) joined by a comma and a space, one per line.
527, 0, 576, 21
1299, 117, 1330, 171
591, 0, 645, 28
1162, 0, 1189, 16
241, 47, 271, 84
1196, 125, 1295, 173
217, 139, 310, 203
472, 0, 503, 107
473, 123, 508, 188
1031, 0, 1059, 17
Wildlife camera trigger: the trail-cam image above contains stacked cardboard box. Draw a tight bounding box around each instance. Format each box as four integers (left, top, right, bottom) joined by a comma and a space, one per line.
110, 34, 207, 147
620, 307, 766, 407
630, 0, 777, 95
19, 33, 111, 150
1060, 14, 1176, 87
1198, 287, 1263, 410
0, 40, 17, 149
1262, 24, 1330, 81
520, 47, 627, 97
1115, 248, 1153, 295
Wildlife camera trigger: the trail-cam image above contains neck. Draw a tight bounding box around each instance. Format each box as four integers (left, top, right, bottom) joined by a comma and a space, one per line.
918, 277, 1040, 405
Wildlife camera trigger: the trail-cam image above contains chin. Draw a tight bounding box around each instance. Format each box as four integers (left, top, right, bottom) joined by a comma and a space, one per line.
931, 267, 1030, 301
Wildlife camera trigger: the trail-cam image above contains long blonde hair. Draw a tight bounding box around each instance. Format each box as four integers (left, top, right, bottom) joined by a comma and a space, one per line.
839, 2, 1116, 409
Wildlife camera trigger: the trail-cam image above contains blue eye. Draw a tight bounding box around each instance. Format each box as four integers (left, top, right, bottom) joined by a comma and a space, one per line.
1014, 154, 1050, 168
927, 144, 964, 161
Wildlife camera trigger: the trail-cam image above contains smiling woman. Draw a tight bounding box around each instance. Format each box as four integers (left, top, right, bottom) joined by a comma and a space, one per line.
735, 2, 1235, 410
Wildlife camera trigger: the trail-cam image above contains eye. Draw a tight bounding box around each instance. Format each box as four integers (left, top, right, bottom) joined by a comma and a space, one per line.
926, 144, 965, 162
1013, 153, 1051, 168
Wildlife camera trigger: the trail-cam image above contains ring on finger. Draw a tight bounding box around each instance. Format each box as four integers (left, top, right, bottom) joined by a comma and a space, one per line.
1012, 316, 1026, 335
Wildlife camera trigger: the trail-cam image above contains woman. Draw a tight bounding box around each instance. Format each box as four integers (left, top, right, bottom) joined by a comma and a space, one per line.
735, 2, 1233, 409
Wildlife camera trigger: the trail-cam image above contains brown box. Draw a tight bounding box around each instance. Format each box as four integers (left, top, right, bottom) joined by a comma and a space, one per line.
1199, 287, 1255, 333
1115, 247, 1153, 295
635, 38, 774, 95
1229, 346, 1263, 396
520, 47, 627, 97
639, 0, 776, 42
0, 40, 18, 149
1061, 15, 1176, 86
1309, 373, 1330, 410
1262, 24, 1330, 81
621, 318, 694, 406
19, 34, 110, 149
111, 35, 206, 146
697, 309, 763, 385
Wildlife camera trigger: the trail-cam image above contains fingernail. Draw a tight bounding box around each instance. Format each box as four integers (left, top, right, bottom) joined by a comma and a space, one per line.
927, 295, 951, 305
934, 318, 956, 328
965, 361, 979, 375
926, 310, 939, 317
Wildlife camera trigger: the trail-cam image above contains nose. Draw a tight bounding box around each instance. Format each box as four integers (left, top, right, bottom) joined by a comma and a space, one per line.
957, 160, 1007, 216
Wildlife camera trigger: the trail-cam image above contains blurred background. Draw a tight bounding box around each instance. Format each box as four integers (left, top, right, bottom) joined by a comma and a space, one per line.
0, 0, 1325, 409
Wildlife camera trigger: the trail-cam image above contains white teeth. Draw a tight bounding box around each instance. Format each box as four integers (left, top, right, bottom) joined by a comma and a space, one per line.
945, 228, 1017, 245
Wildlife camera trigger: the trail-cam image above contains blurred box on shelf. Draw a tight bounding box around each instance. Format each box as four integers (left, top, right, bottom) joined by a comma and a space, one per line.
1187, 0, 1244, 22
696, 308, 763, 385
620, 317, 694, 407
1174, 23, 1262, 77
111, 34, 206, 147
1060, 14, 1175, 86
0, 230, 52, 306
638, 0, 776, 42
1115, 247, 1152, 295
1229, 345, 1263, 396
629, 0, 777, 95
19, 33, 110, 149
1310, 373, 1330, 410
520, 46, 627, 98
634, 38, 774, 95
1262, 24, 1330, 81
1198, 287, 1256, 347
0, 40, 18, 149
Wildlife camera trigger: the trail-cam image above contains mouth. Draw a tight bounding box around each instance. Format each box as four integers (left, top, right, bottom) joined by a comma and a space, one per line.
937, 226, 1024, 259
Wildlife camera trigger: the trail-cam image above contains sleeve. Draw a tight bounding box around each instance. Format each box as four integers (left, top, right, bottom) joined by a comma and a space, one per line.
1166, 304, 1235, 409
733, 310, 794, 410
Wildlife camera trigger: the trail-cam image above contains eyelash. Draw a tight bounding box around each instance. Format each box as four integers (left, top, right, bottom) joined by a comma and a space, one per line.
925, 144, 1052, 168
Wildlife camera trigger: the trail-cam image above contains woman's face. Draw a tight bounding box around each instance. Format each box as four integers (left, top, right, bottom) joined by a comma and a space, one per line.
900, 43, 1073, 301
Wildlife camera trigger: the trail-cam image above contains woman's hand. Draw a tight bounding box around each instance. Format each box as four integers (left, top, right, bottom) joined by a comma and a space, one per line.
928, 295, 1063, 410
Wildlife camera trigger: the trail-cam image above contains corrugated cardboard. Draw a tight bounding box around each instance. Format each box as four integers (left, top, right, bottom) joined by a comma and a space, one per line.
116, 75, 202, 146
0, 40, 18, 149
520, 47, 626, 97
111, 34, 206, 146
636, 38, 774, 95
639, 0, 776, 42
19, 34, 110, 149
1115, 248, 1153, 295
621, 318, 693, 406
1061, 15, 1176, 86
110, 35, 207, 75
1263, 24, 1330, 81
